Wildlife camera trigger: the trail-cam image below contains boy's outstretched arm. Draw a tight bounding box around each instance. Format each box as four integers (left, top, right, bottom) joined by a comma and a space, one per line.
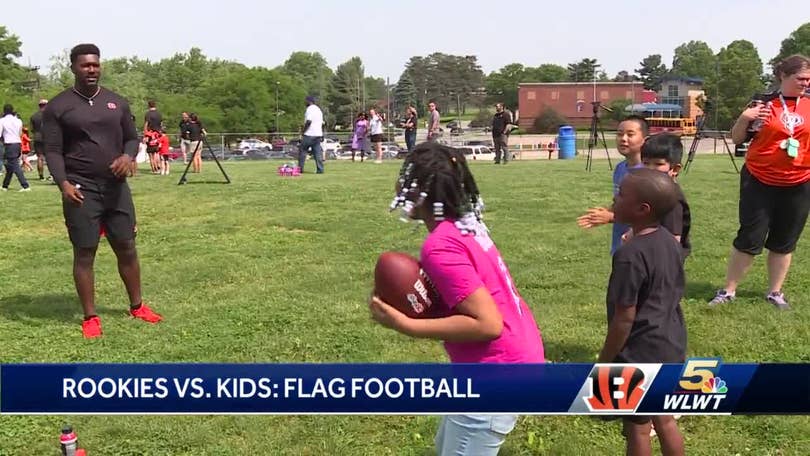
597, 304, 636, 363
577, 206, 614, 228
369, 287, 503, 342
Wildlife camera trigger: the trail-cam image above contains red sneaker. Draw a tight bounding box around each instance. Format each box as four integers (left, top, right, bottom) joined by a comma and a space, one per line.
130, 302, 162, 323
82, 316, 103, 338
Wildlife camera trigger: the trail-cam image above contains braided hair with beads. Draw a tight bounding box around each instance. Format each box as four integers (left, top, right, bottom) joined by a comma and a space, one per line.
390, 142, 486, 235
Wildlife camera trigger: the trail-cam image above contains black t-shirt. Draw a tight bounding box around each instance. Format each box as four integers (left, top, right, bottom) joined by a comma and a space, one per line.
660, 184, 692, 258
42, 87, 139, 190
30, 111, 44, 142
185, 121, 204, 141
606, 227, 686, 363
179, 120, 191, 140
144, 109, 162, 131
405, 113, 417, 132
492, 111, 512, 136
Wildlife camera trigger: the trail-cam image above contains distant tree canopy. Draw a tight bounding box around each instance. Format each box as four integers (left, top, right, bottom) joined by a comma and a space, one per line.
1, 22, 807, 133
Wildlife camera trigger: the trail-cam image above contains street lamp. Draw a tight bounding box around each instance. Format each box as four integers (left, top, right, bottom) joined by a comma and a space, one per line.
275, 81, 280, 133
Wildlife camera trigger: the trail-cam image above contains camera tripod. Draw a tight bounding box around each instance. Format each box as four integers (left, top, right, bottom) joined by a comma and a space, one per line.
683, 126, 739, 175
585, 101, 613, 172
177, 135, 231, 185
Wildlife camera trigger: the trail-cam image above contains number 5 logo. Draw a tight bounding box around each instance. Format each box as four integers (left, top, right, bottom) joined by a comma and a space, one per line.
678, 358, 722, 391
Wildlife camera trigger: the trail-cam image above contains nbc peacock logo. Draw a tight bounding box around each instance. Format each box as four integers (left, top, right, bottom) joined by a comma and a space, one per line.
701, 377, 728, 394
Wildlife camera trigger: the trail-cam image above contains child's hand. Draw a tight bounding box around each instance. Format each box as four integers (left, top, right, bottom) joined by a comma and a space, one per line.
369, 295, 410, 332
577, 207, 613, 228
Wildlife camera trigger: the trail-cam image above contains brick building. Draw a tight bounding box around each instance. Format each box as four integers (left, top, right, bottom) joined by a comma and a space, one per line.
518, 82, 651, 130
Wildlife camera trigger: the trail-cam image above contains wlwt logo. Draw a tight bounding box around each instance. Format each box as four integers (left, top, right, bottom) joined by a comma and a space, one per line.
663, 358, 728, 412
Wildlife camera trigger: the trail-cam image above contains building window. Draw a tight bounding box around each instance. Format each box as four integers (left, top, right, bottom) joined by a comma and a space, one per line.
527, 91, 536, 100
600, 90, 609, 100
576, 90, 585, 100
668, 85, 678, 97
551, 91, 559, 100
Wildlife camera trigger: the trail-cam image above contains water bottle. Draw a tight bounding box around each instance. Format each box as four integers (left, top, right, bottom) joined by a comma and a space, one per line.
60, 426, 78, 456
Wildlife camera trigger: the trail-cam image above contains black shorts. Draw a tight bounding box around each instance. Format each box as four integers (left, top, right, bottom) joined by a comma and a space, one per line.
733, 166, 810, 255
33, 141, 45, 155
160, 154, 170, 162
371, 134, 383, 143
63, 183, 137, 249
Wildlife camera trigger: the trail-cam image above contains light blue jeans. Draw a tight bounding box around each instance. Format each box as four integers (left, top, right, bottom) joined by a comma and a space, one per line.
434, 414, 518, 456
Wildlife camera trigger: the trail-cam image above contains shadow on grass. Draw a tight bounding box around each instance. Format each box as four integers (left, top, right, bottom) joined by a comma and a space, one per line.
544, 340, 598, 363
685, 281, 761, 301
0, 293, 117, 323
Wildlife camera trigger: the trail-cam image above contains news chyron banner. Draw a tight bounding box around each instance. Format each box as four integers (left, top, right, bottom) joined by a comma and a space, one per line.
1, 360, 807, 414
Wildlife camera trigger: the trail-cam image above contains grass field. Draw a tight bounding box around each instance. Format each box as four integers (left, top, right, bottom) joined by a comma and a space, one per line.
0, 156, 808, 455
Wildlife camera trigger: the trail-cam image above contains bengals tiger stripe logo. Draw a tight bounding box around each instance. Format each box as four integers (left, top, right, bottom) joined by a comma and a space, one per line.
585, 365, 647, 412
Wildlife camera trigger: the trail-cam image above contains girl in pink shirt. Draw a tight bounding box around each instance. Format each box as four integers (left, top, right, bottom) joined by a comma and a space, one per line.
370, 142, 544, 455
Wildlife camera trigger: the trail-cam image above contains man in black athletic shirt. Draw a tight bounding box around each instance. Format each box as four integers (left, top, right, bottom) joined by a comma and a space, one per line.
144, 100, 162, 133
43, 43, 162, 338
30, 99, 49, 180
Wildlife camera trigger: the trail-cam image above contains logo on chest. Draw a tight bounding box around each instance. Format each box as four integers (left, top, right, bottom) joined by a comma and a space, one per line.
107, 102, 117, 110
781, 111, 804, 131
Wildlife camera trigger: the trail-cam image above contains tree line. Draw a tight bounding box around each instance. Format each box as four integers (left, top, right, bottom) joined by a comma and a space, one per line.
0, 23, 807, 134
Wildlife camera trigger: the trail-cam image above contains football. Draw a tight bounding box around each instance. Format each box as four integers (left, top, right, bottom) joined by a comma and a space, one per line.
374, 251, 442, 319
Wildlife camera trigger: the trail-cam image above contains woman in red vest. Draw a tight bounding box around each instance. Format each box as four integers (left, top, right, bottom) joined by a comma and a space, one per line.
710, 54, 810, 310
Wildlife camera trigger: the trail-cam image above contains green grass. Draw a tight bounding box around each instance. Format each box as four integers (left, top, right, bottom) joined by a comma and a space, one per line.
0, 157, 808, 455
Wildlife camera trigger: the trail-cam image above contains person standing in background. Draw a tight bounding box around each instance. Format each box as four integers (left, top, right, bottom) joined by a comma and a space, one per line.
403, 105, 418, 153
427, 101, 441, 142
0, 104, 31, 191
300, 96, 325, 174
30, 99, 49, 180
491, 103, 513, 164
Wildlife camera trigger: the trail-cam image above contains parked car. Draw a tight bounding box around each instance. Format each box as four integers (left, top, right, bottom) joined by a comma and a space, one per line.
458, 145, 495, 161
237, 138, 272, 151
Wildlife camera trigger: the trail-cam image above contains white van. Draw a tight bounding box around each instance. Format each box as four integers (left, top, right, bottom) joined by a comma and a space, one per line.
458, 145, 495, 162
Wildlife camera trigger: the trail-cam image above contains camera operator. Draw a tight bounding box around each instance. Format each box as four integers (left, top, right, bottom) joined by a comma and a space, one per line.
492, 102, 513, 164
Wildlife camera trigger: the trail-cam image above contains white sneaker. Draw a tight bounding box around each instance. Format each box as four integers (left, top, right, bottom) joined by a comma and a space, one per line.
19, 187, 31, 192
1, 187, 7, 192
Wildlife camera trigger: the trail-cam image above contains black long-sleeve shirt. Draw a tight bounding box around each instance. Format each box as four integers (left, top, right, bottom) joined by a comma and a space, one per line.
43, 87, 139, 190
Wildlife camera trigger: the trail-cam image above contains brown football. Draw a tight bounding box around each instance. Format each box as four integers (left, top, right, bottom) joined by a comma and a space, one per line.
374, 251, 442, 319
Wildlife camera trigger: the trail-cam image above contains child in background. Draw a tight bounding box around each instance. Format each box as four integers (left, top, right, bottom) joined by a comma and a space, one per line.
158, 130, 171, 175
351, 112, 368, 162
21, 127, 33, 172
369, 142, 544, 456
625, 133, 692, 258
598, 168, 686, 456
577, 116, 648, 254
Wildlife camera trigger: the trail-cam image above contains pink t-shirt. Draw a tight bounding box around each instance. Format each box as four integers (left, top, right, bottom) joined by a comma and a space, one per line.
420, 220, 545, 364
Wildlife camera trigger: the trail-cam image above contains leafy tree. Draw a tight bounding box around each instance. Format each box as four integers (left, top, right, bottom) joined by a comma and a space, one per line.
331, 57, 365, 128
281, 51, 333, 101
770, 22, 810, 67
636, 54, 668, 91
612, 70, 637, 82
567, 58, 600, 82
484, 63, 526, 109
527, 64, 568, 83
671, 41, 716, 81
393, 71, 417, 114
703, 40, 765, 130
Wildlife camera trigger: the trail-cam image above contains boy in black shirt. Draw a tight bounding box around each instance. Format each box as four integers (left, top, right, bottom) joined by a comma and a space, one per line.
598, 168, 686, 456
43, 43, 162, 338
622, 133, 692, 258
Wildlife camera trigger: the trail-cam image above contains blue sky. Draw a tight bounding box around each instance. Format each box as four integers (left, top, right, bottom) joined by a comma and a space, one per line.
8, 0, 805, 79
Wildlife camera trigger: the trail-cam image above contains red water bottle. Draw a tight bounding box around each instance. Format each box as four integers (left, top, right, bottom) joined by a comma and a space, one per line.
60, 426, 78, 456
